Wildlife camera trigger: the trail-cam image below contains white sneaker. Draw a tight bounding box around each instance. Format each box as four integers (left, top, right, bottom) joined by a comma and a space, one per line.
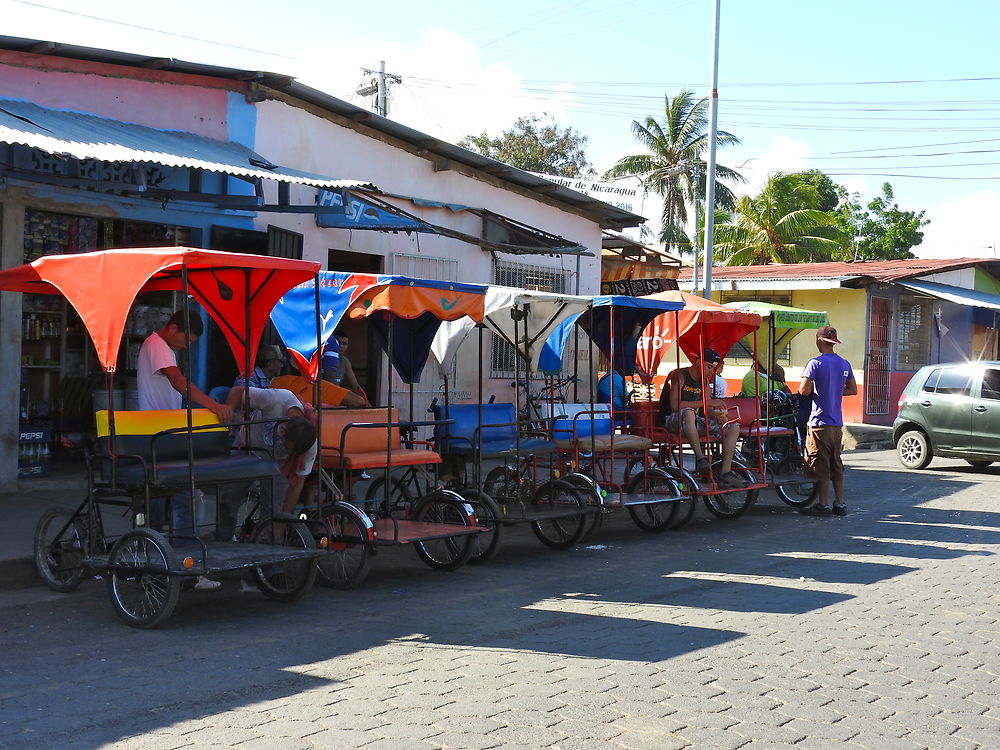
192, 575, 222, 592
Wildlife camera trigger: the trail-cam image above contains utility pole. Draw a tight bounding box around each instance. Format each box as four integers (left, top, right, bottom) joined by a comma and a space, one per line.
702, 0, 722, 299
357, 61, 401, 117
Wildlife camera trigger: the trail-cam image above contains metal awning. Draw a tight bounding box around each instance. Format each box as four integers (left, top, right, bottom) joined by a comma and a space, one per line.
0, 99, 374, 190
316, 188, 591, 256
897, 279, 1000, 312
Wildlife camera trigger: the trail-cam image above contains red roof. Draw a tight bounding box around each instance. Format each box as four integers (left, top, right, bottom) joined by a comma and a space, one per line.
679, 257, 996, 283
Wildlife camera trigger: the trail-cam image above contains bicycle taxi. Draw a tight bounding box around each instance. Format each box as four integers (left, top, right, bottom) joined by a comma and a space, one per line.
628, 290, 767, 524
5, 248, 331, 627
536, 294, 692, 533
270, 272, 488, 587
723, 300, 828, 507
426, 286, 602, 558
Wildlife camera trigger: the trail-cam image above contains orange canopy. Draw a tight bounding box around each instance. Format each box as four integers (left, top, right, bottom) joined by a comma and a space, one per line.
635, 290, 762, 379
0, 247, 320, 372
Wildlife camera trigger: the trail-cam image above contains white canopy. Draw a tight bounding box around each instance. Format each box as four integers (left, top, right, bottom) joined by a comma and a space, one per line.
431, 286, 593, 374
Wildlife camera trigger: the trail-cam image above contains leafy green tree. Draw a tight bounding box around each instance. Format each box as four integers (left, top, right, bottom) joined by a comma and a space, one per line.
795, 169, 839, 212
833, 183, 928, 260
713, 173, 844, 265
459, 114, 595, 178
602, 89, 744, 248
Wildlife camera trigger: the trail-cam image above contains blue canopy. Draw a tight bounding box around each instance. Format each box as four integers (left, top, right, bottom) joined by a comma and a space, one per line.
270, 271, 377, 378
539, 295, 685, 375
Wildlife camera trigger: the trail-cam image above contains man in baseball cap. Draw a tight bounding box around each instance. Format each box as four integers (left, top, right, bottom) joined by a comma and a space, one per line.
658, 347, 750, 488
798, 323, 857, 517
816, 325, 842, 345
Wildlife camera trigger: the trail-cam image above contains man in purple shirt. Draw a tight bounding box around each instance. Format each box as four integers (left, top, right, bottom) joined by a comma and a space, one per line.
798, 325, 858, 517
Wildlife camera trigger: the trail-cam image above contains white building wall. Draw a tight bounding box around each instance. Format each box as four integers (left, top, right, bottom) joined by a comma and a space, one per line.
252, 99, 606, 410
251, 100, 603, 291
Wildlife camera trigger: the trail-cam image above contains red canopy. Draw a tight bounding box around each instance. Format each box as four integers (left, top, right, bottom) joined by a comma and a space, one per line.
635, 290, 762, 379
0, 247, 320, 372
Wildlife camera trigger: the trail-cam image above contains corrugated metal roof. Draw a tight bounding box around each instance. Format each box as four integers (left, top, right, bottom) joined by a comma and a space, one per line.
0, 99, 374, 190
678, 258, 998, 283
0, 35, 642, 230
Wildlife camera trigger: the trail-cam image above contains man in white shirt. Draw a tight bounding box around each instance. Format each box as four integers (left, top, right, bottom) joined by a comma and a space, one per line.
137, 310, 233, 591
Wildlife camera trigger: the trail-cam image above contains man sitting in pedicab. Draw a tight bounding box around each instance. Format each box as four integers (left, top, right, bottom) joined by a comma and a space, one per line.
658, 348, 751, 489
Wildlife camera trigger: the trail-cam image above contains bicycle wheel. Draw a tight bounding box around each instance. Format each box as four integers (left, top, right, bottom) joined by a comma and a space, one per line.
249, 520, 317, 601
624, 469, 680, 533
365, 473, 414, 514
660, 467, 698, 530
459, 489, 502, 564
34, 507, 88, 592
105, 528, 180, 629
703, 465, 759, 520
561, 472, 604, 541
530, 480, 587, 549
483, 465, 518, 503
315, 505, 372, 590
412, 490, 474, 570
774, 459, 819, 507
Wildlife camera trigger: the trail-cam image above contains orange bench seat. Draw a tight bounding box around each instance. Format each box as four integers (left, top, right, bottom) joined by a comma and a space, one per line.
320, 407, 442, 471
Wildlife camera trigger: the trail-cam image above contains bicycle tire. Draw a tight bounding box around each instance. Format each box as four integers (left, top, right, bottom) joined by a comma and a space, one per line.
530, 480, 587, 550
459, 489, 502, 564
702, 465, 758, 520
365, 474, 414, 515
315, 504, 372, 590
624, 469, 680, 532
34, 507, 88, 592
105, 528, 180, 629
250, 520, 318, 601
774, 459, 819, 507
412, 490, 474, 571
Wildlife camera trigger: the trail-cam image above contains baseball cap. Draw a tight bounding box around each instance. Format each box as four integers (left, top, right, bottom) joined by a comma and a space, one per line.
816, 325, 841, 345
259, 344, 286, 364
699, 348, 722, 364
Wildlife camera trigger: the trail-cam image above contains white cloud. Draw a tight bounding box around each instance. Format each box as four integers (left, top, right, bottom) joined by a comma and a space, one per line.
734, 135, 811, 196
914, 190, 1000, 259
293, 28, 564, 144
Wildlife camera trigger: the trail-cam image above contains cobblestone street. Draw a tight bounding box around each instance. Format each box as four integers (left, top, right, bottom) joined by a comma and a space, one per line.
2, 448, 999, 749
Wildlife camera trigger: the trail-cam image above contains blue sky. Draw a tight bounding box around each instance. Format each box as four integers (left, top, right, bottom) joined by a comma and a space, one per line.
4, 0, 1000, 257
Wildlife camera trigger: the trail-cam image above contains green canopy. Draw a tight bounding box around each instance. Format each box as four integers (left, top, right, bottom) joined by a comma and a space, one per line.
724, 301, 829, 372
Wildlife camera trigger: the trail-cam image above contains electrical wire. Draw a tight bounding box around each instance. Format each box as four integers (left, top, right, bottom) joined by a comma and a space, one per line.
10, 0, 295, 59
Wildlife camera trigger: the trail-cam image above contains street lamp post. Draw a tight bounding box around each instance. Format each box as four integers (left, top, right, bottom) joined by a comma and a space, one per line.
702, 0, 722, 300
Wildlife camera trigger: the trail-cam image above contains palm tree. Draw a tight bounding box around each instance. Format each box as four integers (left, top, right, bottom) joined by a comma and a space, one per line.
603, 90, 743, 251
713, 173, 844, 265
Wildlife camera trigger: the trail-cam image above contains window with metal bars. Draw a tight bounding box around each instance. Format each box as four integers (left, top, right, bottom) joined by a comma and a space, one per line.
492, 261, 567, 377
896, 297, 932, 372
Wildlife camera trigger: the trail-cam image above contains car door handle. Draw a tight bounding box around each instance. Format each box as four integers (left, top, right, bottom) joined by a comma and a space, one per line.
920, 400, 932, 407
975, 405, 988, 413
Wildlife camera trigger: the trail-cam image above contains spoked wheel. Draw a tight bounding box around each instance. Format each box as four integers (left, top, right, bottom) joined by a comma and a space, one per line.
562, 473, 604, 541
897, 429, 932, 470
412, 490, 475, 571
774, 459, 819, 507
624, 469, 680, 532
315, 505, 372, 590
483, 465, 520, 503
105, 528, 180, 629
233, 484, 263, 543
459, 489, 502, 565
34, 508, 88, 592
530, 480, 587, 549
702, 465, 759, 520
365, 473, 414, 515
249, 520, 317, 601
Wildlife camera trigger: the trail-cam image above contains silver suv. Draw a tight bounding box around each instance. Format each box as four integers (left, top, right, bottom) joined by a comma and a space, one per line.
893, 361, 1000, 470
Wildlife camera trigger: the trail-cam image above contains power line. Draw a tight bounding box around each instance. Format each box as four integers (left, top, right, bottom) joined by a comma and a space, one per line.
11, 0, 294, 59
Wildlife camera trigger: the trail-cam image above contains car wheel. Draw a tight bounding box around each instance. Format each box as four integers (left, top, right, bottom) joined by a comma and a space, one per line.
897, 429, 933, 470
